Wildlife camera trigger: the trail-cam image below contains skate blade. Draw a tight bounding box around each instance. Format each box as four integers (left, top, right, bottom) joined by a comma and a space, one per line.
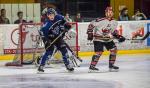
67, 70, 74, 73
67, 69, 75, 73
58, 69, 74, 73
88, 69, 100, 73
37, 70, 44, 74
109, 69, 119, 72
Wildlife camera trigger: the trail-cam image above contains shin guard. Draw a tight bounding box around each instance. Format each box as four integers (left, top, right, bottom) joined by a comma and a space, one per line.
90, 54, 101, 68
109, 54, 116, 67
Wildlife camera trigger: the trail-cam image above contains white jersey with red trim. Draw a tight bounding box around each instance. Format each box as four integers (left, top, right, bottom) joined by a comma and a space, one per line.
88, 17, 118, 42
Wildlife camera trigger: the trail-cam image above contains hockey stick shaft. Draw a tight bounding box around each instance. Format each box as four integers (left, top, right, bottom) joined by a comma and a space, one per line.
65, 43, 81, 67
70, 56, 79, 67
45, 32, 64, 50
96, 31, 150, 41
65, 43, 82, 62
96, 37, 148, 41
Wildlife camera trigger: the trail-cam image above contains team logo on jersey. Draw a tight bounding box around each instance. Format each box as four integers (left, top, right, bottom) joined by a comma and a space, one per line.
102, 24, 111, 34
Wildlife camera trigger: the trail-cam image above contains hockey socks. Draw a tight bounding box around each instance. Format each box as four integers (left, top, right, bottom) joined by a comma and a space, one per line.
109, 54, 119, 72
37, 50, 53, 73
60, 48, 74, 71
109, 54, 116, 67
89, 54, 101, 70
40, 51, 53, 66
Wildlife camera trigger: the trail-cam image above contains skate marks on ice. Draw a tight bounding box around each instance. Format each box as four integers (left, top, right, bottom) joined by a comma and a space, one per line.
0, 74, 120, 88
0, 54, 150, 88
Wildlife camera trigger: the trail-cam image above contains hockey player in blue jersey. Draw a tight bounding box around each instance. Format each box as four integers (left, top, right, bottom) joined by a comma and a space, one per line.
38, 8, 74, 72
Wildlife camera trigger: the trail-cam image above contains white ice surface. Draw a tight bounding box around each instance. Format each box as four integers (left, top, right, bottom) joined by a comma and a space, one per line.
0, 54, 150, 88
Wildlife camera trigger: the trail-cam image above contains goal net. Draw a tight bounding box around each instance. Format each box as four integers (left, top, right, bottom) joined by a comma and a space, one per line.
5, 22, 79, 66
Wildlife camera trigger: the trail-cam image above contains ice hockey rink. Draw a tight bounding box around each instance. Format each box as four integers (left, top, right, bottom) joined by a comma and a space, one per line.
0, 54, 150, 88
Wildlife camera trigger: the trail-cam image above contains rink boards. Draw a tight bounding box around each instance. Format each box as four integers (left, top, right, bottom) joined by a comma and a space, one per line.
0, 21, 150, 60
0, 49, 150, 60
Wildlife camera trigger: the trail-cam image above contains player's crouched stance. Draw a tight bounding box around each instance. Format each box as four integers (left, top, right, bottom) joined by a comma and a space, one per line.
38, 8, 74, 73
87, 7, 125, 73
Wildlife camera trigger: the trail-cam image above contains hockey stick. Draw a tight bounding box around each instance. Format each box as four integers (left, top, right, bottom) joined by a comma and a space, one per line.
45, 33, 81, 67
65, 43, 82, 62
45, 31, 65, 50
22, 30, 44, 65
28, 31, 64, 66
21, 36, 42, 65
33, 34, 43, 66
127, 31, 150, 40
95, 32, 150, 41
34, 32, 65, 65
65, 43, 82, 67
69, 55, 79, 67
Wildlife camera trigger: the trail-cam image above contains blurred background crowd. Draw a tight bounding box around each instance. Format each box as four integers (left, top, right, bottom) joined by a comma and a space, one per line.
0, 0, 150, 24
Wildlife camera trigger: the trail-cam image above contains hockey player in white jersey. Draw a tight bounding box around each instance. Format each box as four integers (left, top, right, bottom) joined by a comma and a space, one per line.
87, 6, 125, 72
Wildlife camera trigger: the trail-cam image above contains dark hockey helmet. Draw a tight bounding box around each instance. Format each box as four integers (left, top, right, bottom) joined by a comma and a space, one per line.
47, 8, 57, 15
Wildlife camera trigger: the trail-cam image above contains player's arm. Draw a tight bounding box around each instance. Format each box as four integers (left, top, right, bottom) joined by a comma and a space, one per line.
40, 22, 55, 40
112, 30, 125, 42
59, 15, 71, 32
40, 22, 50, 36
111, 21, 125, 42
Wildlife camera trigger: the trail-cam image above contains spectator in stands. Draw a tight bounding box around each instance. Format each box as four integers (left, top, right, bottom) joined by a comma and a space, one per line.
132, 9, 147, 20
118, 7, 130, 21
75, 13, 83, 22
65, 13, 73, 22
0, 9, 10, 24
14, 11, 27, 24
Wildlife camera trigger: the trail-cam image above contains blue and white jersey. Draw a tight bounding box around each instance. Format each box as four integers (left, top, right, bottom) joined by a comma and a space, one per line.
40, 14, 66, 39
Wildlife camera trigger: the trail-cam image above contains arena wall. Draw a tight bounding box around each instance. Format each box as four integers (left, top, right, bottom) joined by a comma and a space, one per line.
0, 21, 150, 59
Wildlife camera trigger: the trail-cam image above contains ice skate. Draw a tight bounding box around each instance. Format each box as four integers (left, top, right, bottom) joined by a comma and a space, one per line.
37, 65, 44, 73
88, 66, 99, 73
109, 65, 119, 72
65, 64, 74, 72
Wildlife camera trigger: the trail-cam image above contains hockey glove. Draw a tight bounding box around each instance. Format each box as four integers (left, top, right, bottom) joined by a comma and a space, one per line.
112, 30, 125, 42
60, 23, 71, 33
87, 33, 93, 41
64, 23, 71, 31
118, 36, 126, 42
113, 34, 125, 42
87, 26, 94, 41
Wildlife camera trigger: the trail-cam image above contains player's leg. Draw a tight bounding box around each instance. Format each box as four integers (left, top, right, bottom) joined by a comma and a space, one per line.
56, 40, 74, 72
89, 41, 103, 72
109, 47, 119, 71
38, 39, 55, 72
46, 46, 60, 65
105, 41, 119, 72
35, 46, 56, 66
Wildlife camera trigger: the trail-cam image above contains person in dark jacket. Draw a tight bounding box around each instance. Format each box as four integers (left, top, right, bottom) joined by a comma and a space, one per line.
14, 11, 26, 24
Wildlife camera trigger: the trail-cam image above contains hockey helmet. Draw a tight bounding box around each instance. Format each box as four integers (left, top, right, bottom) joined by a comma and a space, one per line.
47, 8, 57, 15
